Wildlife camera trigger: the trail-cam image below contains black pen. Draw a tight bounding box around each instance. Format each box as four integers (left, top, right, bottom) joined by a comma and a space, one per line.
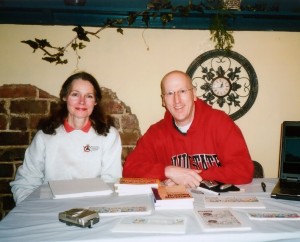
261, 182, 266, 192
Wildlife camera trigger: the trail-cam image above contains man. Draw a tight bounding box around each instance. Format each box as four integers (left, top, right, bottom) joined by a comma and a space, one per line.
123, 70, 253, 188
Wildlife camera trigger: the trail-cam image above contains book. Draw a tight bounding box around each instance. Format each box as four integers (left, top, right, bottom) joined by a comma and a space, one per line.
114, 177, 160, 196
89, 205, 153, 216
152, 185, 194, 210
48, 178, 113, 199
203, 196, 265, 209
111, 215, 187, 234
246, 210, 300, 220
117, 177, 160, 186
194, 209, 251, 232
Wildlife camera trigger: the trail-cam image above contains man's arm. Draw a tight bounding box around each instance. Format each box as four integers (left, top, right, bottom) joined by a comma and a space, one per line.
164, 166, 202, 188
122, 128, 167, 180
200, 115, 254, 185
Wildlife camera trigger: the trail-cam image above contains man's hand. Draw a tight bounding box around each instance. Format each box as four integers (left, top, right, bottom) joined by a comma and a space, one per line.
164, 166, 202, 188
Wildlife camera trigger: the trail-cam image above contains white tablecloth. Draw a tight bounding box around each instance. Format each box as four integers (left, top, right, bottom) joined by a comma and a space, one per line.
0, 178, 300, 242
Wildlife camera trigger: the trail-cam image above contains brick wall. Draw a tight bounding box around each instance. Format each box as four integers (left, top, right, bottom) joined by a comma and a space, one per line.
0, 84, 141, 220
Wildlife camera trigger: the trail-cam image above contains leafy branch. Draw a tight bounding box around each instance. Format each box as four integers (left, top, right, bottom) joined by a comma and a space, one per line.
21, 0, 237, 65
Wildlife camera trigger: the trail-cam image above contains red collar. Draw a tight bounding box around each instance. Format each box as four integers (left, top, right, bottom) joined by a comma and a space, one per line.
64, 119, 92, 133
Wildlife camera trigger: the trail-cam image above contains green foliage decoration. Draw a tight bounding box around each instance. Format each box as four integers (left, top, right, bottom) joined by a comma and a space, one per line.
21, 0, 239, 65
210, 13, 234, 51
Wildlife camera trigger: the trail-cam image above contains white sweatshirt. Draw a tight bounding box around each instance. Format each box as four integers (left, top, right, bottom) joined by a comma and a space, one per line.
10, 125, 122, 204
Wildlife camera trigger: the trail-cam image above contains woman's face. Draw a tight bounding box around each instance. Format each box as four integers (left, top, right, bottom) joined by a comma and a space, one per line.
65, 79, 96, 121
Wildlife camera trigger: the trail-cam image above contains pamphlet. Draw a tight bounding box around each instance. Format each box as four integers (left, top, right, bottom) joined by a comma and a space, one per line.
194, 209, 251, 232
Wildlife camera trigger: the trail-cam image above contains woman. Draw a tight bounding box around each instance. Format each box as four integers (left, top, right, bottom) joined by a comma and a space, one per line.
11, 71, 122, 204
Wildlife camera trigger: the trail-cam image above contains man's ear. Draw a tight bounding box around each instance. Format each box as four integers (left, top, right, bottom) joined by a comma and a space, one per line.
161, 95, 166, 107
193, 88, 197, 101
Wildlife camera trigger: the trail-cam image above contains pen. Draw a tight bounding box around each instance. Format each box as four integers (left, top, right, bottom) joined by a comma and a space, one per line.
261, 182, 266, 192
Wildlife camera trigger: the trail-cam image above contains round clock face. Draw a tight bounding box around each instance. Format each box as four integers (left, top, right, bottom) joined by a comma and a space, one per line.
211, 77, 231, 97
186, 50, 258, 120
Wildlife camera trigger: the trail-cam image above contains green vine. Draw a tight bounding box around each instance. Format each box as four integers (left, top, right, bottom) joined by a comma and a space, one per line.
21, 0, 238, 65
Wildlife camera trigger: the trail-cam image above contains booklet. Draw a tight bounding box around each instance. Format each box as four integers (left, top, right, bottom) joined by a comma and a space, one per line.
111, 215, 187, 234
246, 210, 300, 220
48, 178, 113, 199
194, 209, 251, 232
152, 185, 194, 210
114, 177, 160, 195
89, 205, 153, 216
204, 196, 265, 209
116, 177, 160, 186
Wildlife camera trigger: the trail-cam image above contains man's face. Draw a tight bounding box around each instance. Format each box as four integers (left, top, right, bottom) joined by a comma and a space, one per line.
161, 72, 197, 127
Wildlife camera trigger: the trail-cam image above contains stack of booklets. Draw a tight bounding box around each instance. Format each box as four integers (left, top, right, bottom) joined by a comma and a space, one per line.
114, 177, 160, 196
48, 177, 113, 199
152, 185, 194, 210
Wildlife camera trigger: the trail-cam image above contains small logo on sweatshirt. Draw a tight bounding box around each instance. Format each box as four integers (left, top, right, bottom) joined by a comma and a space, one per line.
83, 144, 99, 152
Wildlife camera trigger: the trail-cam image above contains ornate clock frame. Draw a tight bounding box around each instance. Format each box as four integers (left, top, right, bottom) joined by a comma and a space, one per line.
186, 49, 258, 120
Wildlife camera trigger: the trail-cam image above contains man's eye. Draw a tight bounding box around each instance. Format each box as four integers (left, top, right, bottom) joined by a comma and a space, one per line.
166, 91, 174, 96
179, 90, 186, 94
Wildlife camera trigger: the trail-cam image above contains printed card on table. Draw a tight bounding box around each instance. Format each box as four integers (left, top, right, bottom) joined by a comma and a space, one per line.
89, 206, 152, 216
246, 210, 300, 220
204, 196, 265, 209
111, 215, 187, 234
194, 209, 251, 232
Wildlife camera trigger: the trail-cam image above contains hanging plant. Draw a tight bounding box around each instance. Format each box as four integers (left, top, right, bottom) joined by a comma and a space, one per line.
210, 13, 234, 51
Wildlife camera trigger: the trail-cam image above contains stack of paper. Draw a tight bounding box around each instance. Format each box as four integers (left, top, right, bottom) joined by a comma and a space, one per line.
48, 178, 113, 199
152, 185, 194, 210
114, 178, 160, 196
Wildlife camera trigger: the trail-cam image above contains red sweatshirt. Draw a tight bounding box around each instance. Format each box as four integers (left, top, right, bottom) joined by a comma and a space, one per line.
123, 99, 254, 185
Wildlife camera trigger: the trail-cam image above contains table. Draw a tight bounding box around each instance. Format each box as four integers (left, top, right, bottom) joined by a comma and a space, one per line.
0, 178, 300, 242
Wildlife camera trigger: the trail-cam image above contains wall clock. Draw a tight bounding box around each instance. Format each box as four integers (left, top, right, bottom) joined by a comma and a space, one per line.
186, 49, 258, 120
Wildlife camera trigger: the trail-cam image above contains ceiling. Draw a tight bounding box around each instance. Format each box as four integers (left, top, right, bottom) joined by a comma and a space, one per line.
1, 0, 300, 31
